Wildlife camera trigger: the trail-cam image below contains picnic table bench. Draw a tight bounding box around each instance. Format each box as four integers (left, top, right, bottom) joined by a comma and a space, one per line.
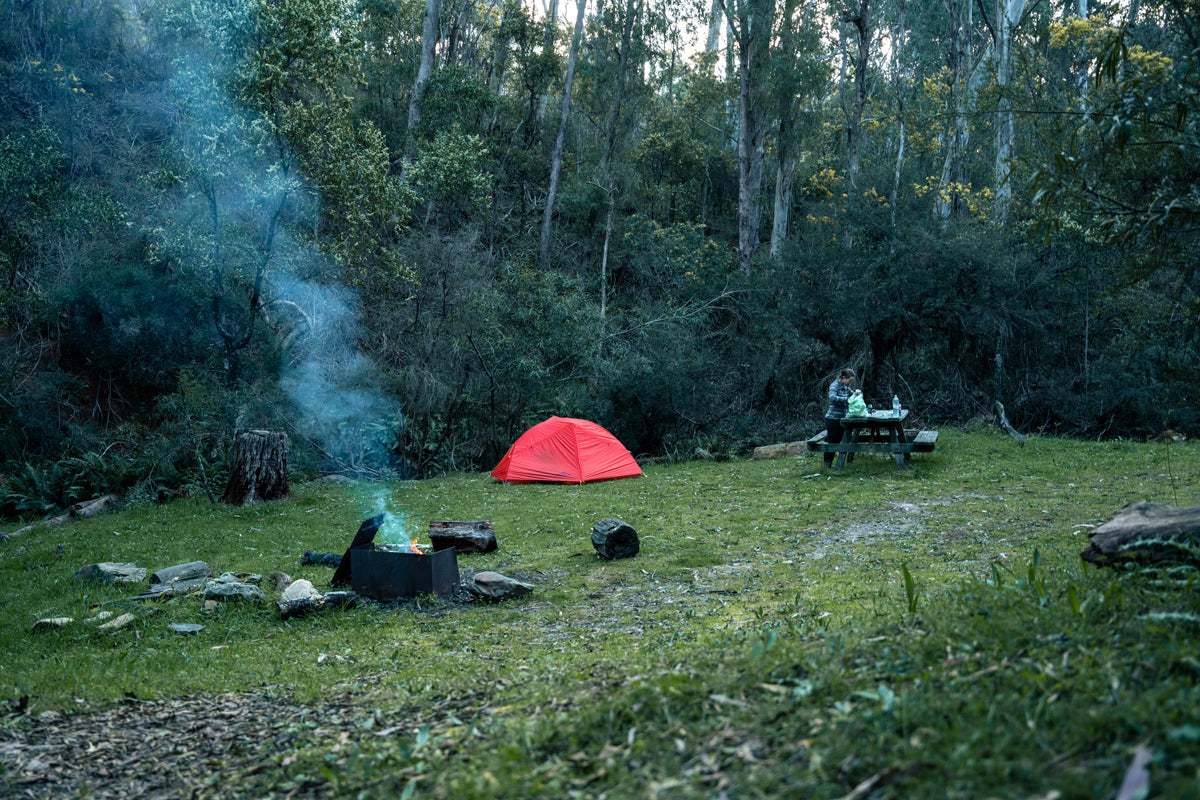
806, 410, 937, 469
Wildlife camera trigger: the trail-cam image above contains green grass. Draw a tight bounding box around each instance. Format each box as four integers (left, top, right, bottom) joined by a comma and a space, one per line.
2, 428, 1199, 798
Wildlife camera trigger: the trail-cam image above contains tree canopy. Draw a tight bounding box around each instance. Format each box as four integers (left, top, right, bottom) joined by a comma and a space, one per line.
0, 0, 1196, 510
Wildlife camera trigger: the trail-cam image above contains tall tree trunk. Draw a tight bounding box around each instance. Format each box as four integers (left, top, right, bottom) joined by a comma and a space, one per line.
889, 0, 907, 231
844, 0, 872, 194
535, 0, 560, 133
222, 430, 290, 505
770, 139, 796, 259
991, 0, 1027, 226
769, 0, 800, 259
485, 1, 515, 133
597, 0, 640, 182
1076, 0, 1089, 113
407, 0, 441, 134
539, 0, 587, 267
936, 0, 988, 223
841, 0, 873, 250
725, 0, 772, 274
706, 0, 722, 54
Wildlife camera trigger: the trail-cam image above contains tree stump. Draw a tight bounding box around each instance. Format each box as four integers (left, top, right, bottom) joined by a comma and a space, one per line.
222, 430, 289, 505
592, 518, 639, 560
1081, 501, 1200, 567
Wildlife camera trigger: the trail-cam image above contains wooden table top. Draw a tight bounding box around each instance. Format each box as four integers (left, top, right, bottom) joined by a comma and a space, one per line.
841, 409, 909, 426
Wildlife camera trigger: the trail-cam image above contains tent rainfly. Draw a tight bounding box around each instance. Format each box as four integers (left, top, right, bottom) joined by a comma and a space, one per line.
491, 417, 643, 484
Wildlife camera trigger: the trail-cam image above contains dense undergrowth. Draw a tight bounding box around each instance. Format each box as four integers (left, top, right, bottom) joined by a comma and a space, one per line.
1, 429, 1198, 798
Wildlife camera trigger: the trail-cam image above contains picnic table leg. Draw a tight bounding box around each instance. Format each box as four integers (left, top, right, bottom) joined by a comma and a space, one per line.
835, 428, 859, 469
890, 427, 907, 469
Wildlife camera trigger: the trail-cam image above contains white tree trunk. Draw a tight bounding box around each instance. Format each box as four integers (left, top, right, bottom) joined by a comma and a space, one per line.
535, 0, 560, 132
991, 0, 1027, 226
725, 0, 772, 273
889, 0, 907, 231
407, 0, 441, 132
706, 0, 722, 54
770, 149, 795, 259
936, 0, 989, 222
539, 0, 587, 267
1077, 0, 1089, 113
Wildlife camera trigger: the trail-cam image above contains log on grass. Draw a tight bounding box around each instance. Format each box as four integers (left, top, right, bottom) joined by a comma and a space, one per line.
1, 494, 120, 541
994, 402, 1026, 444
222, 429, 289, 505
277, 591, 358, 620
301, 550, 343, 568
1080, 501, 1200, 567
428, 520, 497, 554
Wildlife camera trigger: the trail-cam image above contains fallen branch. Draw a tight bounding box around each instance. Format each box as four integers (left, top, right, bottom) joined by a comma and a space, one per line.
994, 402, 1026, 444
1, 494, 119, 541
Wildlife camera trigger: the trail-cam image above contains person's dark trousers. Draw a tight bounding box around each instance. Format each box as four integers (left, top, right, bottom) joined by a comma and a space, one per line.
824, 417, 844, 467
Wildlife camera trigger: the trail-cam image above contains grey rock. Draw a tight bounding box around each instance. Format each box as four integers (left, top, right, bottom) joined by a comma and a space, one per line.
465, 571, 533, 602
204, 576, 267, 603
280, 578, 319, 602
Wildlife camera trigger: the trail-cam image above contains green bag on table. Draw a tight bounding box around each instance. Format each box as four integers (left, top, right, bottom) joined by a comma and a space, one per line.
847, 393, 867, 417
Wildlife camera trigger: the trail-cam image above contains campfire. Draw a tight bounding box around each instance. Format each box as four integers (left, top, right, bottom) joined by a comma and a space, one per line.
332, 512, 460, 600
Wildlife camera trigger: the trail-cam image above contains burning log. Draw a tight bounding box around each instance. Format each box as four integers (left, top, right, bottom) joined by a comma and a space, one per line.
222, 429, 289, 505
428, 520, 497, 553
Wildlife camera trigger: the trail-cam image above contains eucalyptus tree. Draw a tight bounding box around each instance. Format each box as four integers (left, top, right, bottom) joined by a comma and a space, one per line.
720, 0, 774, 273
934, 0, 990, 222
838, 0, 876, 198
1033, 0, 1200, 257
407, 0, 442, 137
987, 0, 1029, 225
539, 0, 588, 266
768, 0, 828, 257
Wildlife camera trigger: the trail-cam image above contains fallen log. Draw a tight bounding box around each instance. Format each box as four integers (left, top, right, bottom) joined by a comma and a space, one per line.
1080, 501, 1200, 567
301, 550, 342, 568
70, 494, 119, 519
1, 494, 120, 541
428, 521, 497, 554
277, 591, 358, 620
994, 402, 1026, 444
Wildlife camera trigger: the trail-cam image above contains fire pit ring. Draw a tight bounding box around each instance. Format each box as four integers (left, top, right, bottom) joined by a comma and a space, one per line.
350, 546, 460, 600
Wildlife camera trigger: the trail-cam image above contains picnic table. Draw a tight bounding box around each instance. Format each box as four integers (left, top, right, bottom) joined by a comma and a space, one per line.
806, 410, 938, 469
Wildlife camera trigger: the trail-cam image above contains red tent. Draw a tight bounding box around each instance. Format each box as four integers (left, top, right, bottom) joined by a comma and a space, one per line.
491, 417, 643, 484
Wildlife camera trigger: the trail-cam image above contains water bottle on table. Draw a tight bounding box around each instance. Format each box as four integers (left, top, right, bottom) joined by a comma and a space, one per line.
892, 394, 901, 418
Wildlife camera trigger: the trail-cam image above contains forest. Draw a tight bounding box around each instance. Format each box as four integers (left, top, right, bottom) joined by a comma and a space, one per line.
0, 0, 1197, 513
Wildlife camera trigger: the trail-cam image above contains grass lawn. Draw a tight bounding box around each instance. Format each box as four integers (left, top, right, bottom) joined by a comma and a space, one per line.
1, 428, 1198, 798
